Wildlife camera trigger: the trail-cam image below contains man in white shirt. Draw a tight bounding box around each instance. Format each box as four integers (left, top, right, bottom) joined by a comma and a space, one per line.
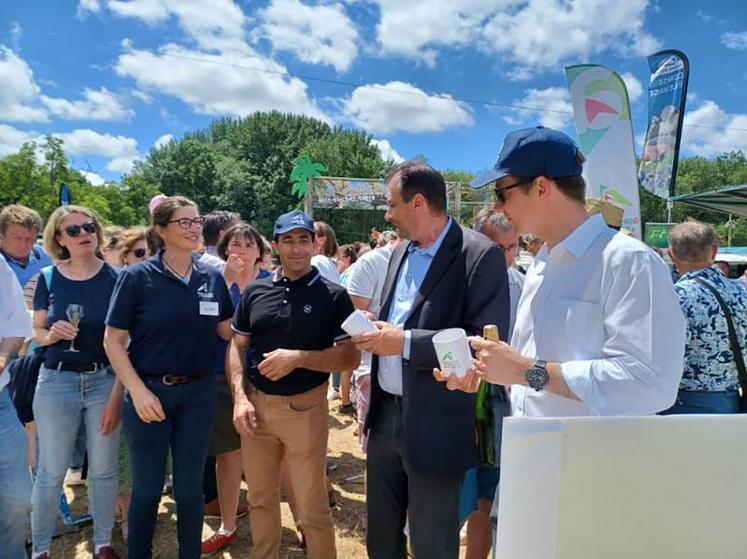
466, 125, 686, 418
346, 234, 399, 449
0, 253, 34, 558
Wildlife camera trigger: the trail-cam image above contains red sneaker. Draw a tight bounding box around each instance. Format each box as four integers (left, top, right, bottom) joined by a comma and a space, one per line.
94, 546, 120, 559
201, 530, 238, 556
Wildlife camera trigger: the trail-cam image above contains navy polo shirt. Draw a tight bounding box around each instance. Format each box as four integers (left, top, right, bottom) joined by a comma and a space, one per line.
33, 263, 120, 366
106, 250, 234, 377
232, 266, 354, 396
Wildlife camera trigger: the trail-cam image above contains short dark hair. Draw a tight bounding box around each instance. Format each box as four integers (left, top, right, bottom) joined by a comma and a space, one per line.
386, 160, 447, 214
216, 223, 266, 264
202, 210, 241, 246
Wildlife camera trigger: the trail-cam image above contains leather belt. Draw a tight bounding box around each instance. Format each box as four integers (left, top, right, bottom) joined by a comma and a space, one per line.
45, 360, 107, 373
161, 374, 196, 386
381, 391, 403, 406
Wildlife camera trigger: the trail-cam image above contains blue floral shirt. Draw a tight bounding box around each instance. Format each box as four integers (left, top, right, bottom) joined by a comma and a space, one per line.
675, 267, 747, 391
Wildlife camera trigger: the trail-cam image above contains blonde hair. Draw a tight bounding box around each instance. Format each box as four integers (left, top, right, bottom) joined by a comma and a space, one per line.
0, 204, 43, 235
119, 226, 149, 260
43, 205, 104, 261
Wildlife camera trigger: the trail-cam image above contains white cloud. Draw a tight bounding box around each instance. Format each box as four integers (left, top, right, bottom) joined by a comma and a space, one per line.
682, 100, 747, 157
369, 0, 660, 72
256, 0, 359, 72
0, 46, 47, 122
115, 43, 328, 120
482, 0, 660, 74
372, 0, 514, 65
342, 81, 472, 134
154, 133, 173, 148
371, 138, 403, 163
0, 124, 35, 156
77, 0, 102, 18
102, 0, 247, 52
721, 31, 747, 50
41, 87, 133, 121
81, 170, 106, 186
621, 72, 643, 102
506, 87, 573, 130
55, 129, 140, 173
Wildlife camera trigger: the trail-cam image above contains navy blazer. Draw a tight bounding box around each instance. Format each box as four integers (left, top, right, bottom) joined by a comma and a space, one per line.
365, 220, 510, 476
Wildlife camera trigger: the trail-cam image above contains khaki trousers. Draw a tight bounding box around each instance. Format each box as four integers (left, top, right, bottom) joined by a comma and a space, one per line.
241, 382, 336, 559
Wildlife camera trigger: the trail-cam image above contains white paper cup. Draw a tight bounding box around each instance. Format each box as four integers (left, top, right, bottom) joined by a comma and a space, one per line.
342, 309, 376, 336
432, 328, 473, 378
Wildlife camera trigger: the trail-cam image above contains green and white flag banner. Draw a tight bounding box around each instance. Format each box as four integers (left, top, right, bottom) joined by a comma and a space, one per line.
565, 64, 642, 239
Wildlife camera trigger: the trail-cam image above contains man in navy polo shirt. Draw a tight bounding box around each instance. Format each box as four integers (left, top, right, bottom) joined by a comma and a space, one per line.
228, 210, 360, 559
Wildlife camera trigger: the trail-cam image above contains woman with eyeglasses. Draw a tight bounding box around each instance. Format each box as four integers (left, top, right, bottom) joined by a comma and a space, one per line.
104, 196, 234, 558
31, 205, 122, 559
118, 227, 150, 267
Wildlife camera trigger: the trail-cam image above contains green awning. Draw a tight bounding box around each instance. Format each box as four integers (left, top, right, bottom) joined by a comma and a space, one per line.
671, 184, 747, 216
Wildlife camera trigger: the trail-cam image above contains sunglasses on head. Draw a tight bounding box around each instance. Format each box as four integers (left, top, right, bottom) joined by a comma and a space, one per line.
132, 248, 147, 258
63, 222, 97, 237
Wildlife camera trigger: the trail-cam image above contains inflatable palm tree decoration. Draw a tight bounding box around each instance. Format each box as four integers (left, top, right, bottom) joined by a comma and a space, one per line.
291, 155, 327, 200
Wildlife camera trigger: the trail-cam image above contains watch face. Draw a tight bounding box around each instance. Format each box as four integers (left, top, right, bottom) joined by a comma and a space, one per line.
526, 363, 549, 391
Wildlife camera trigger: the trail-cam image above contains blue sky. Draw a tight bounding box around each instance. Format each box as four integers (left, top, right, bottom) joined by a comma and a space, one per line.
0, 0, 745, 185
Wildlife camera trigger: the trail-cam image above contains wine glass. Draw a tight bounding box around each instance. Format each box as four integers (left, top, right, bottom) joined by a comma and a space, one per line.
66, 304, 84, 352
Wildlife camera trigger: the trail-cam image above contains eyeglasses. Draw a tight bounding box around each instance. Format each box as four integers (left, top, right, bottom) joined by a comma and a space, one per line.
167, 217, 205, 229
132, 248, 147, 258
494, 178, 533, 204
63, 222, 97, 237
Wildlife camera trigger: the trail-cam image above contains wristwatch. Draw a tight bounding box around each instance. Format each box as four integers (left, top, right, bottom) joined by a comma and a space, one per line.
525, 359, 549, 391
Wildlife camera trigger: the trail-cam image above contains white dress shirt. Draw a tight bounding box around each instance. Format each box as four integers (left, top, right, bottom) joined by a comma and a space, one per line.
0, 253, 33, 389
510, 215, 686, 417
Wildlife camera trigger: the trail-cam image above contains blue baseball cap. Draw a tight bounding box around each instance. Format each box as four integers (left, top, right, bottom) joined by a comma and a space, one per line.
470, 126, 583, 189
273, 210, 315, 239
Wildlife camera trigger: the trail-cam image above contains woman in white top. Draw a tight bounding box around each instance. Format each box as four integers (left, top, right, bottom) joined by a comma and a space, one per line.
310, 221, 341, 284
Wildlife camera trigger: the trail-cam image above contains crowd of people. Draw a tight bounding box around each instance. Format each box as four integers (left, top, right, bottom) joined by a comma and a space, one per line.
0, 124, 745, 559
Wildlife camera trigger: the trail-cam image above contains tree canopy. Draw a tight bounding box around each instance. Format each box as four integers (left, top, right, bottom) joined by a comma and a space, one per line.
1, 113, 746, 244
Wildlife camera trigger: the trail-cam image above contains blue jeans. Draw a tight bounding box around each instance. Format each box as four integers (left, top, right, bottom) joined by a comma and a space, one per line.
31, 366, 120, 552
124, 374, 216, 559
660, 389, 740, 415
0, 387, 32, 559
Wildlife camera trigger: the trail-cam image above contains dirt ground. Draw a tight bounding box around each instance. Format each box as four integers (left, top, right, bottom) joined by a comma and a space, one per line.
53, 406, 368, 558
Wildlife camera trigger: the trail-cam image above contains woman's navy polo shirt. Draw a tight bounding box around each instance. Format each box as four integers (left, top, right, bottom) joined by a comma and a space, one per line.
232, 266, 354, 396
106, 251, 234, 377
33, 263, 120, 365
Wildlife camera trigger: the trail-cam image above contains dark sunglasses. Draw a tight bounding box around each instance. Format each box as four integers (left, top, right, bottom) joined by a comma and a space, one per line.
167, 217, 205, 229
494, 178, 533, 204
63, 222, 97, 237
132, 248, 147, 258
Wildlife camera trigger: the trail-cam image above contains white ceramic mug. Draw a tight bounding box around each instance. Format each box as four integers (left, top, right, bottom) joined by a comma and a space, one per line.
432, 327, 473, 378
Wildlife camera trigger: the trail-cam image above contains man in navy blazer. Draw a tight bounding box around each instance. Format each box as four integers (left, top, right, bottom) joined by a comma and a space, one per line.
353, 161, 509, 559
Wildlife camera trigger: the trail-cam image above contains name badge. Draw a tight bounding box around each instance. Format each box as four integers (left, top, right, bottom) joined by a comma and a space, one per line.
199, 301, 219, 316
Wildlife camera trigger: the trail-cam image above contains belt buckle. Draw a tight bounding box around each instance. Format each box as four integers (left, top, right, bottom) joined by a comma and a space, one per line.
162, 374, 177, 386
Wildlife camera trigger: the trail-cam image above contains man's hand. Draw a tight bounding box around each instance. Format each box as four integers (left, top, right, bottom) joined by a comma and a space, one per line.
470, 337, 531, 386
352, 321, 405, 356
258, 348, 301, 381
233, 398, 259, 436
433, 367, 480, 393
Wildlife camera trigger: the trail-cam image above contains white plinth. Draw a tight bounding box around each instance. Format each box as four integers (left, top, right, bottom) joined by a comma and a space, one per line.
496, 415, 747, 559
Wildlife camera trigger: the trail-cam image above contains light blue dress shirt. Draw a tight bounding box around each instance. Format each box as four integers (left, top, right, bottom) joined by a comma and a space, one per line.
3, 244, 52, 289
378, 217, 452, 395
